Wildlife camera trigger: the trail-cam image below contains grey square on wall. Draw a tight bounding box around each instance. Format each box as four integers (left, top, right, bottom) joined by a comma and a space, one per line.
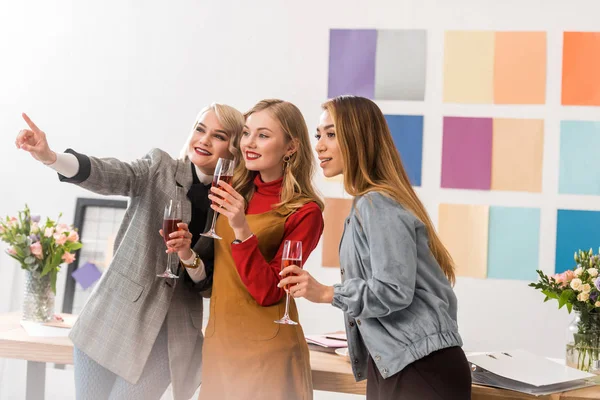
375, 29, 427, 101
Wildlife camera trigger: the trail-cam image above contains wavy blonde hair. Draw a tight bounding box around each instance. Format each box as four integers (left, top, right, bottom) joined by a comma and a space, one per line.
233, 99, 324, 215
180, 103, 245, 163
322, 96, 455, 285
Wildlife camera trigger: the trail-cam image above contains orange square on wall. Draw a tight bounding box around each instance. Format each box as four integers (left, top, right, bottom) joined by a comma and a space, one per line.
438, 204, 489, 279
491, 118, 544, 192
494, 32, 546, 104
322, 198, 353, 267
562, 32, 600, 106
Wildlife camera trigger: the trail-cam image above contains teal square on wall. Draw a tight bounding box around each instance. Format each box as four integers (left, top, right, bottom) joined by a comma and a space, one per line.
559, 121, 600, 195
487, 206, 541, 280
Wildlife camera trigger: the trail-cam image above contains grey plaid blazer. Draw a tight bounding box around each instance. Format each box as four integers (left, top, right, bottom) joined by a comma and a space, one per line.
63, 148, 208, 400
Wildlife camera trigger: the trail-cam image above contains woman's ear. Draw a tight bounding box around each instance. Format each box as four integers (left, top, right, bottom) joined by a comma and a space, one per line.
286, 138, 299, 157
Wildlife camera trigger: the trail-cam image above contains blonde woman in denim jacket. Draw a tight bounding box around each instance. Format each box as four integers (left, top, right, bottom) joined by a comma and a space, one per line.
279, 96, 471, 400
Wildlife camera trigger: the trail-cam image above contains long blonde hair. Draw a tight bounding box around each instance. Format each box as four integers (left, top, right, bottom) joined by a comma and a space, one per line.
233, 99, 324, 215
323, 96, 455, 285
180, 103, 245, 163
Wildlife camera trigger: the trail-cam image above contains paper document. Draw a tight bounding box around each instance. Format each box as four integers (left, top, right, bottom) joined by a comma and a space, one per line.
468, 350, 599, 396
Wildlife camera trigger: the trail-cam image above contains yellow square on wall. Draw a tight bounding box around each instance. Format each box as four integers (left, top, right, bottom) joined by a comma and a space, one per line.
491, 118, 544, 193
443, 31, 495, 103
438, 203, 489, 279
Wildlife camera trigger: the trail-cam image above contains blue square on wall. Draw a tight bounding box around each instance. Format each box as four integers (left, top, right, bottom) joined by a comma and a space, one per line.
556, 210, 600, 274
559, 121, 600, 195
384, 115, 424, 186
487, 206, 541, 281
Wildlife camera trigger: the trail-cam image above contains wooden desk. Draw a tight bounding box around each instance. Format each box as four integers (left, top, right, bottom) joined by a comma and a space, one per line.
0, 312, 365, 399
2, 312, 600, 399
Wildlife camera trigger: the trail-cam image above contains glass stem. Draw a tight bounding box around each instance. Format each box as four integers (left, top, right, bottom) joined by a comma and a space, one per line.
166, 251, 173, 274
283, 292, 291, 318
209, 209, 218, 233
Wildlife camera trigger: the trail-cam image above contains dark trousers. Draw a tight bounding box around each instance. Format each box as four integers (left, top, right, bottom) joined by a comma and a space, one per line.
367, 346, 472, 400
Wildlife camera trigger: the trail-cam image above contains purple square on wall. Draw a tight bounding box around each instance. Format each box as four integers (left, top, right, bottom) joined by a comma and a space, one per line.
328, 29, 377, 99
441, 117, 493, 190
71, 262, 102, 290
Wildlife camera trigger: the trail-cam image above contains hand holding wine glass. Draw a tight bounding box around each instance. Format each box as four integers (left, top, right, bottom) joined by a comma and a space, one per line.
275, 240, 303, 325
157, 187, 183, 279
278, 262, 334, 304
208, 180, 248, 233
160, 222, 193, 257
201, 158, 236, 239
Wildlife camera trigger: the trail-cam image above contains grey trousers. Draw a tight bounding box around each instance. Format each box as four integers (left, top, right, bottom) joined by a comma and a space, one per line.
73, 322, 171, 400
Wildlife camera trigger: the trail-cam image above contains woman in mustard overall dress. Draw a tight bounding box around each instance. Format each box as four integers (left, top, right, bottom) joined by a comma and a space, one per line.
178, 99, 324, 400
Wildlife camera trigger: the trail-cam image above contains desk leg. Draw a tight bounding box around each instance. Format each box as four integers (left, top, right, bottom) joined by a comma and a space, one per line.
26, 361, 45, 400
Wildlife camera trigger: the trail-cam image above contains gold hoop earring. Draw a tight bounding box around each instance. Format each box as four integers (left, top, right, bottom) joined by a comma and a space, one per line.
283, 155, 291, 163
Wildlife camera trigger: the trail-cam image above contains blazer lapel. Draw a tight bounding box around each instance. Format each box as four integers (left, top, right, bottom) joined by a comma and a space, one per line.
175, 159, 193, 224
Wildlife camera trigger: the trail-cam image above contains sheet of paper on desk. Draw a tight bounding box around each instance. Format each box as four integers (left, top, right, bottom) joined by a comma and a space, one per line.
305, 335, 348, 348
468, 350, 594, 386
324, 332, 347, 341
20, 321, 71, 338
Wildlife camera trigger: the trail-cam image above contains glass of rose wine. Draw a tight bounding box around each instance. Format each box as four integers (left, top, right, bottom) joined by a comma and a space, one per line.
201, 157, 235, 240
275, 240, 302, 325
157, 187, 183, 279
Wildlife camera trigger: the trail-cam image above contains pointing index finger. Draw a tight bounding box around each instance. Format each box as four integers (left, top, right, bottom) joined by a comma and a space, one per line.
22, 113, 42, 134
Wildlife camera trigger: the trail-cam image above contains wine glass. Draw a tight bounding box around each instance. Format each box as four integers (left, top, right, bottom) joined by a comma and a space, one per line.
201, 157, 235, 240
157, 187, 183, 279
275, 240, 302, 325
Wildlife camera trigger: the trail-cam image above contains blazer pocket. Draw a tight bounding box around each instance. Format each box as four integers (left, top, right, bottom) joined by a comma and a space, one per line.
106, 270, 144, 302
240, 299, 281, 341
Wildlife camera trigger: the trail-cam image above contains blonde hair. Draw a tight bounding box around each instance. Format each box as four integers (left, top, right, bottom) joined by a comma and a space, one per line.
322, 96, 455, 285
180, 103, 245, 163
233, 99, 324, 215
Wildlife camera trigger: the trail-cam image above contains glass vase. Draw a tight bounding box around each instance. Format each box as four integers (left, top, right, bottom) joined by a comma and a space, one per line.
22, 270, 55, 323
566, 311, 600, 374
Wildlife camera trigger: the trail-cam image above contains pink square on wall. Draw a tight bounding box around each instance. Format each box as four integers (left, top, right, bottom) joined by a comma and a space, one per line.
441, 117, 493, 190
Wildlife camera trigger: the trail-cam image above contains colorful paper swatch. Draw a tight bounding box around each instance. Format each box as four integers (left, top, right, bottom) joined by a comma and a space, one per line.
328, 29, 377, 99
493, 32, 547, 104
559, 121, 600, 195
487, 207, 541, 281
375, 30, 427, 101
555, 210, 600, 274
71, 262, 102, 290
441, 117, 493, 190
438, 204, 489, 279
328, 29, 426, 100
491, 118, 544, 192
442, 117, 544, 192
443, 31, 495, 103
384, 115, 424, 186
322, 198, 353, 268
444, 31, 546, 104
562, 32, 600, 106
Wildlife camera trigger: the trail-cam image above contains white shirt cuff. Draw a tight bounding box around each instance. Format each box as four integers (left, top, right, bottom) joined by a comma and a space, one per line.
182, 250, 206, 283
47, 152, 79, 178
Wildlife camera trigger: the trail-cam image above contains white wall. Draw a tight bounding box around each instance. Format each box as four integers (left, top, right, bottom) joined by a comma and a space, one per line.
2, 0, 600, 398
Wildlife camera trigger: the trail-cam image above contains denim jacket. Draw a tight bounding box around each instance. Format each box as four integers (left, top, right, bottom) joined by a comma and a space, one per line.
332, 192, 462, 381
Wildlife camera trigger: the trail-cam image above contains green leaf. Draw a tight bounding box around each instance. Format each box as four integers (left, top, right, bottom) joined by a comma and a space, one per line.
567, 303, 573, 313
40, 262, 54, 277
24, 256, 36, 265
559, 290, 573, 309
50, 272, 57, 294
542, 289, 559, 300
67, 242, 82, 251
